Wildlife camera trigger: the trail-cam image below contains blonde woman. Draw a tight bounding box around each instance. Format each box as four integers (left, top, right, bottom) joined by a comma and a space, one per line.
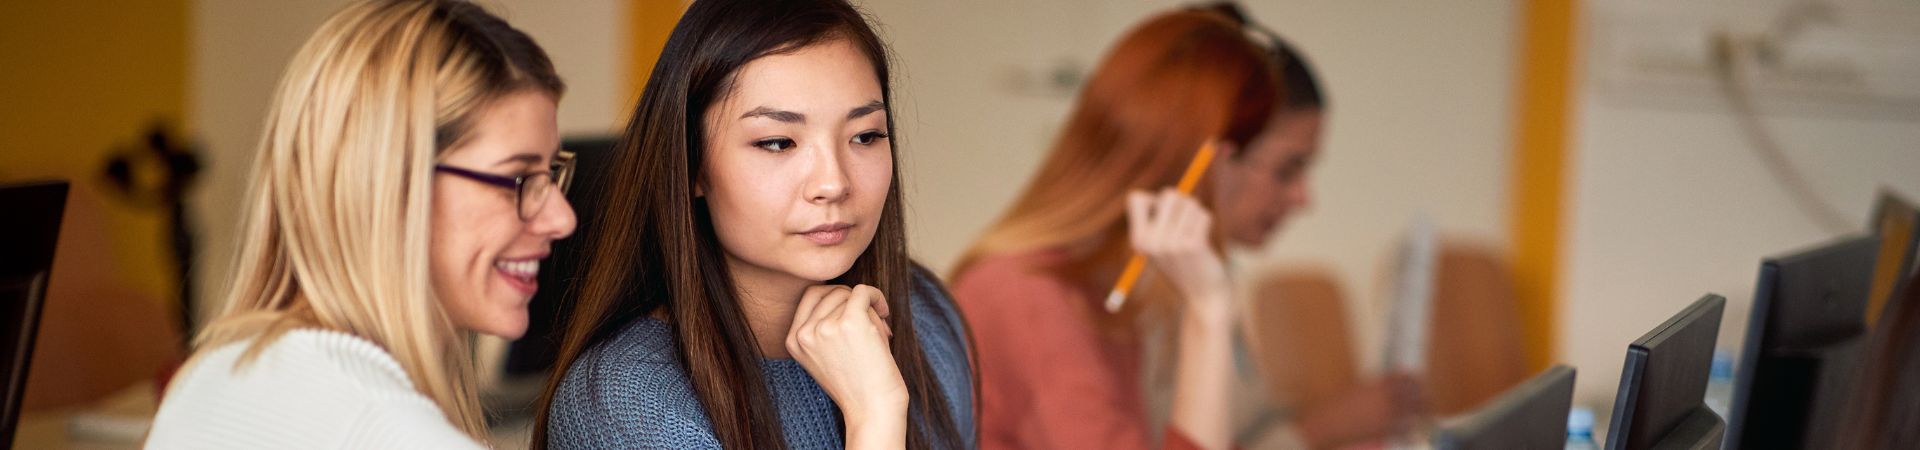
145, 0, 573, 447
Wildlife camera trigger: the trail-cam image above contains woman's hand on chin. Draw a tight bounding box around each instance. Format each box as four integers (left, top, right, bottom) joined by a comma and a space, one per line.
786, 284, 909, 449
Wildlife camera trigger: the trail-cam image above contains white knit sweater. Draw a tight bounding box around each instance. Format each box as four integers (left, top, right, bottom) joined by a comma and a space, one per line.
144, 329, 485, 449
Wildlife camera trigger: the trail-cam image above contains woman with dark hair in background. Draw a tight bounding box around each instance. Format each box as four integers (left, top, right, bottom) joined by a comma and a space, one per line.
536, 0, 973, 448
1200, 4, 1426, 449
951, 4, 1418, 450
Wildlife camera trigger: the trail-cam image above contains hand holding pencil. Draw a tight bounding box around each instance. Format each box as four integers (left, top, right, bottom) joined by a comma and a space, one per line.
1105, 142, 1232, 316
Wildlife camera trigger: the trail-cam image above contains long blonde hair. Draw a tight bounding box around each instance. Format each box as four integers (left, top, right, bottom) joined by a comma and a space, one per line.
194, 0, 562, 438
953, 10, 1277, 324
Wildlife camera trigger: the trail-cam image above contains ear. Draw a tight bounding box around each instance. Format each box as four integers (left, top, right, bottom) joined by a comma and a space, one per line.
693, 176, 706, 198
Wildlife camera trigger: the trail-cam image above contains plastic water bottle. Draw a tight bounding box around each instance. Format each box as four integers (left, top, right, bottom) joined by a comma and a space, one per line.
1705, 349, 1735, 418
1567, 407, 1599, 450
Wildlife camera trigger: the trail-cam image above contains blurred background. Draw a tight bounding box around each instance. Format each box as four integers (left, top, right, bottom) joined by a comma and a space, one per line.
2, 0, 1916, 448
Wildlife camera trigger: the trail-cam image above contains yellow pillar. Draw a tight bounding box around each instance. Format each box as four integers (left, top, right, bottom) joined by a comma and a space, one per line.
1509, 0, 1577, 372
627, 0, 690, 100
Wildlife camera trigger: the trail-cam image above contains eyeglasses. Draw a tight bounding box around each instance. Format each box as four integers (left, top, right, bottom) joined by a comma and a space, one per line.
433, 150, 576, 221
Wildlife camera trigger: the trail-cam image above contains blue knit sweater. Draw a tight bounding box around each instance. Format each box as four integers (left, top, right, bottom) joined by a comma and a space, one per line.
547, 268, 976, 449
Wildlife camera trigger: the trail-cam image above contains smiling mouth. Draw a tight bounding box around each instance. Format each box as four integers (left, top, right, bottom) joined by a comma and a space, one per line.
798, 223, 853, 245
495, 257, 543, 295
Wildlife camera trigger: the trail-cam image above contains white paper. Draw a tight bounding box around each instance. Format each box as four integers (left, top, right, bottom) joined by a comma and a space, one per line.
1383, 214, 1437, 375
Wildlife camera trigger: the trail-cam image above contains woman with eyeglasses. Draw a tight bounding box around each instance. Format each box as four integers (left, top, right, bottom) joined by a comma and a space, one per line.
145, 0, 574, 447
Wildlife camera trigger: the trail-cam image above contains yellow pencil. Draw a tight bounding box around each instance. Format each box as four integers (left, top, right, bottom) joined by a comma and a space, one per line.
1104, 141, 1217, 313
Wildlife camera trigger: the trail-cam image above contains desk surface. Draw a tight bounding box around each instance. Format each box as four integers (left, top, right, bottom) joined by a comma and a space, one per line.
13, 382, 153, 449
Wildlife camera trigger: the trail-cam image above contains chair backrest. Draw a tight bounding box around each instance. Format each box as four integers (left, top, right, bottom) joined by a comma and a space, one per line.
1425, 244, 1532, 415
1246, 268, 1359, 410
1247, 243, 1535, 417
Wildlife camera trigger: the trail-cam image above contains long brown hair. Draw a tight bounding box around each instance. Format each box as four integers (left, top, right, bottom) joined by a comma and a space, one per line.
953, 10, 1279, 322
531, 0, 964, 448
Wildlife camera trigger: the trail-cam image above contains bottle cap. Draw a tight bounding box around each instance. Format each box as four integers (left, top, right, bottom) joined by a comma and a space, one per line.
1568, 407, 1596, 432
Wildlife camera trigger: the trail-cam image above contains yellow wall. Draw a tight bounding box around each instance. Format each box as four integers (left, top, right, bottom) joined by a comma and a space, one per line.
0, 0, 190, 304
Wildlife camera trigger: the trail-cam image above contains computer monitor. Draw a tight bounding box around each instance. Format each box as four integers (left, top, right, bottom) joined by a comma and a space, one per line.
1606, 294, 1726, 450
1725, 235, 1879, 450
1868, 190, 1918, 327
1430, 365, 1576, 450
0, 180, 68, 440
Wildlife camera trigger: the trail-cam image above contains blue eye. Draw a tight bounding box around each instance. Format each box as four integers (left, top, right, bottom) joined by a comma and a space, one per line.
852, 130, 889, 146
754, 137, 796, 152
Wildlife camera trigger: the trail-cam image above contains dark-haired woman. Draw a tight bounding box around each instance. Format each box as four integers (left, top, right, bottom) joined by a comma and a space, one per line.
537, 0, 972, 449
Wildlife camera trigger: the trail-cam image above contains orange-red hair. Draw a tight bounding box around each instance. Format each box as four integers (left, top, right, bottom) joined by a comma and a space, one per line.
955, 9, 1279, 323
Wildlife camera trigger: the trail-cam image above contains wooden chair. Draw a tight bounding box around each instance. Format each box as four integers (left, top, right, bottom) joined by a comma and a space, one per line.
1244, 243, 1536, 418
1244, 268, 1360, 413
1423, 243, 1532, 416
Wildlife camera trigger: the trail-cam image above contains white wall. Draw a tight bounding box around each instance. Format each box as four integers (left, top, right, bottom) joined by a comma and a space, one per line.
867, 0, 1519, 358
189, 0, 628, 322
1562, 0, 1920, 416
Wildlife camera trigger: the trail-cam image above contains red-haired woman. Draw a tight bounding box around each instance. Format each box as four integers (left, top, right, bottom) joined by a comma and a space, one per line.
951, 6, 1415, 450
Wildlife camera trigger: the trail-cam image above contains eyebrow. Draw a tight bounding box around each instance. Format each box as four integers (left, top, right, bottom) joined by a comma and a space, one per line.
493, 153, 545, 168
1280, 153, 1316, 172
741, 107, 804, 124
847, 101, 886, 120
738, 100, 888, 124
